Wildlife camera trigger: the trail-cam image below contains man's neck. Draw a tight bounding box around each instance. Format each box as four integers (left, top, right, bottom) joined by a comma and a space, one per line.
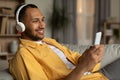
35, 40, 43, 44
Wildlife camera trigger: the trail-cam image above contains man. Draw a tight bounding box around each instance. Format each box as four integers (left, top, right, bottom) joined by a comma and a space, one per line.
9, 4, 118, 80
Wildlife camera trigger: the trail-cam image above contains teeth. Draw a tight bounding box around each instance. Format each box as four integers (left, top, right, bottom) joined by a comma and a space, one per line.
38, 30, 43, 33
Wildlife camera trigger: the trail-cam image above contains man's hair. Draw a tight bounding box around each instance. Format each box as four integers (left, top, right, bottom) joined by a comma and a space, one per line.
15, 4, 38, 22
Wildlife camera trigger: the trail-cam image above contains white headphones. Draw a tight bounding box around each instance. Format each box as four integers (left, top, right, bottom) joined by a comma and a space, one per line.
16, 4, 28, 32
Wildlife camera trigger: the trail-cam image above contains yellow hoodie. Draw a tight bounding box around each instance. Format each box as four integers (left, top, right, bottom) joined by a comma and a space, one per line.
9, 38, 108, 80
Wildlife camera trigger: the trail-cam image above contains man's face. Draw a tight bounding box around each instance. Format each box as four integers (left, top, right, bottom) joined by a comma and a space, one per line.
22, 8, 45, 41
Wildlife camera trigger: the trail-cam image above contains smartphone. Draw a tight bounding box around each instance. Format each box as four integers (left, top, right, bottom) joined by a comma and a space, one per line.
94, 32, 102, 45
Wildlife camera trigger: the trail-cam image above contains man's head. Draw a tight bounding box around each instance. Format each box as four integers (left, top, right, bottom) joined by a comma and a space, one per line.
15, 4, 45, 41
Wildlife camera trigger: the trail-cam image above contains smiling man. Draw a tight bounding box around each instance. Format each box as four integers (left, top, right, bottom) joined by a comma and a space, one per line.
8, 4, 119, 80
20, 6, 45, 41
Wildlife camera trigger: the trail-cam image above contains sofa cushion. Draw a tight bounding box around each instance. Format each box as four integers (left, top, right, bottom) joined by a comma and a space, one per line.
64, 44, 90, 53
0, 60, 8, 71
0, 60, 13, 80
101, 44, 120, 68
0, 70, 13, 80
65, 44, 120, 68
100, 58, 120, 80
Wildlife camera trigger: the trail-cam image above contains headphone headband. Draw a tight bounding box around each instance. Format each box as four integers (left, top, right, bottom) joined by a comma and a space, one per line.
16, 4, 28, 32
16, 4, 37, 32
16, 4, 28, 23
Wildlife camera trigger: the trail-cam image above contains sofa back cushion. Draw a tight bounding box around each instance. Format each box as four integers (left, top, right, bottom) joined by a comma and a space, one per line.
0, 60, 8, 71
65, 44, 120, 68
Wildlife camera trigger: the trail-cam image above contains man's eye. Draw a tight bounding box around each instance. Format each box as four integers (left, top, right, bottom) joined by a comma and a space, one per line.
42, 18, 45, 22
32, 20, 38, 22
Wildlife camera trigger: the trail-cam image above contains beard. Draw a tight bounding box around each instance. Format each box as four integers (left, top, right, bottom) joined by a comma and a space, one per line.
24, 28, 44, 41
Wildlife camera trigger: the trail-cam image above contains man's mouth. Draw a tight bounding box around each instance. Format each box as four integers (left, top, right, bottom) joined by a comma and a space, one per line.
36, 29, 44, 35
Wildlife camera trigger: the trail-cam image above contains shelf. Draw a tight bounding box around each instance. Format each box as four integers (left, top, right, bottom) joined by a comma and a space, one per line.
103, 22, 120, 44
0, 14, 14, 18
0, 0, 24, 60
0, 53, 15, 60
0, 34, 21, 37
0, 53, 14, 56
105, 22, 120, 25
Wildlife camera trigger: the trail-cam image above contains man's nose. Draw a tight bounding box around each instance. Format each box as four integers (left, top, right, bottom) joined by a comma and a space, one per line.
39, 21, 45, 28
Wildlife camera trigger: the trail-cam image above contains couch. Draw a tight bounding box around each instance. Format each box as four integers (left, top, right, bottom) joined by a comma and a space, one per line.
0, 44, 120, 80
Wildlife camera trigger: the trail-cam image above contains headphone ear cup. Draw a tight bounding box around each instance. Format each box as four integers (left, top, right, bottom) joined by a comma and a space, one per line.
16, 22, 25, 32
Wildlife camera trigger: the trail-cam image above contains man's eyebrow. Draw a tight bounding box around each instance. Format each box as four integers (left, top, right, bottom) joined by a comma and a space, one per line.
32, 18, 39, 20
32, 16, 45, 19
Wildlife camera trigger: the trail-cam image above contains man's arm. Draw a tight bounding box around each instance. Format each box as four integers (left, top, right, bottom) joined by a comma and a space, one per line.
63, 45, 104, 80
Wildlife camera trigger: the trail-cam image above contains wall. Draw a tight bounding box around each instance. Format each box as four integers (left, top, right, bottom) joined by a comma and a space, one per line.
25, 0, 53, 38
110, 0, 120, 22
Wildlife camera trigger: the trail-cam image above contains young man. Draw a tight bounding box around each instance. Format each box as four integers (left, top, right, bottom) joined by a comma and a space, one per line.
9, 4, 115, 80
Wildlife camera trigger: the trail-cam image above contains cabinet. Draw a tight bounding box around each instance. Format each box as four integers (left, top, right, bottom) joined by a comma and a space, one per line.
103, 22, 120, 44
0, 0, 24, 60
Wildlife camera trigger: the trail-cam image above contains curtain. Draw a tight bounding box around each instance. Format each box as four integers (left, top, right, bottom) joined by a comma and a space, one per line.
51, 0, 77, 44
94, 0, 110, 33
93, 0, 110, 43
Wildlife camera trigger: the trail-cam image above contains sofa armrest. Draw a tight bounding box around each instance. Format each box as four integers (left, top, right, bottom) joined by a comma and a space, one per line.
101, 44, 120, 68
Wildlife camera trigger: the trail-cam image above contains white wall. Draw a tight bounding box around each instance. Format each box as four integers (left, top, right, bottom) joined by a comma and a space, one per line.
25, 0, 53, 38
110, 0, 120, 22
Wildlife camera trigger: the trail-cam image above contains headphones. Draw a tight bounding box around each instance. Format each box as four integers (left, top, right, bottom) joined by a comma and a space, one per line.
16, 4, 28, 32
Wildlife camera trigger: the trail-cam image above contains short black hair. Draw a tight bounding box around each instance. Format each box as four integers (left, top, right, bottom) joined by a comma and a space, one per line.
15, 4, 38, 22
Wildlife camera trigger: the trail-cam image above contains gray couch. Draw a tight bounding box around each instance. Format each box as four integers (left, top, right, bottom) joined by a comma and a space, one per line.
0, 44, 120, 80
0, 60, 13, 80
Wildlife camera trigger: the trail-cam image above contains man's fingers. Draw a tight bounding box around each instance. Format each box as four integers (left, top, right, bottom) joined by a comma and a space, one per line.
89, 46, 98, 52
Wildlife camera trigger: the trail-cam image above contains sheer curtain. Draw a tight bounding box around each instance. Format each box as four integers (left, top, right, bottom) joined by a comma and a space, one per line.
76, 0, 110, 45
76, 0, 95, 45
51, 0, 77, 44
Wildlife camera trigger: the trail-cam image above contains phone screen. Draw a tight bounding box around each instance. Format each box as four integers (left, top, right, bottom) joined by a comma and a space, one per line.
94, 32, 102, 45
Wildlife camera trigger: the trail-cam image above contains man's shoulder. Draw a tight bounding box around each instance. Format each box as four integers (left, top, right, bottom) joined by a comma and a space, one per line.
43, 38, 56, 41
43, 38, 63, 47
18, 44, 29, 52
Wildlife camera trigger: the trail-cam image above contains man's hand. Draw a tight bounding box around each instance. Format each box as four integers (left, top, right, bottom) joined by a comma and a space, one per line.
64, 45, 104, 80
77, 45, 104, 72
